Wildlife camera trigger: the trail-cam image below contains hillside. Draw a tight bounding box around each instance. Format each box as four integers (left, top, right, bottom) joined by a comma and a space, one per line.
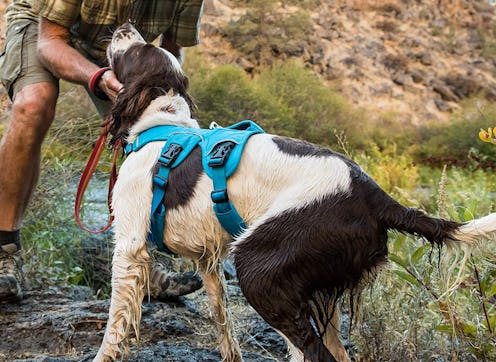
199, 0, 496, 125
1, 0, 495, 126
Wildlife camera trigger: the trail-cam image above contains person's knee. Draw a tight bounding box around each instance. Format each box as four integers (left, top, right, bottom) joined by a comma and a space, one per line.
10, 83, 58, 138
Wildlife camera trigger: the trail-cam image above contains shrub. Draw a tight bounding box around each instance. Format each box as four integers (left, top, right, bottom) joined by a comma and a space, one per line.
223, 2, 313, 66
353, 166, 496, 361
417, 99, 496, 164
186, 59, 365, 149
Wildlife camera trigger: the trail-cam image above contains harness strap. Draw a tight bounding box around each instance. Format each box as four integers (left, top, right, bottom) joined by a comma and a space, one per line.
75, 122, 120, 234
148, 143, 182, 253
208, 141, 246, 236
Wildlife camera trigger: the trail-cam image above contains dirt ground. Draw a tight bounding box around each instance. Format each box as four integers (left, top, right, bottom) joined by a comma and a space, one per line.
0, 281, 289, 362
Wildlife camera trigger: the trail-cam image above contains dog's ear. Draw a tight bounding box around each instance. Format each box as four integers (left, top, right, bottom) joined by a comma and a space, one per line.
109, 85, 166, 145
167, 88, 174, 97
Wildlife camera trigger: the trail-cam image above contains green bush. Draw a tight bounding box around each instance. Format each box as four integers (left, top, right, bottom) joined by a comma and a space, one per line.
186, 59, 364, 148
417, 100, 496, 163
223, 2, 313, 66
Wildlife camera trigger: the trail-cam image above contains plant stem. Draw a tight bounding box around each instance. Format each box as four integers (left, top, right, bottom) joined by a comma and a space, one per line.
472, 259, 493, 334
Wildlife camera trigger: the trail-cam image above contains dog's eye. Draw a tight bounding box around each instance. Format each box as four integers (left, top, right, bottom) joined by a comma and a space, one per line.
160, 105, 175, 114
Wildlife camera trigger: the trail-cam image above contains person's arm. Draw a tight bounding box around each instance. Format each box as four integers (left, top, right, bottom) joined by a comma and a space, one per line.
37, 17, 122, 101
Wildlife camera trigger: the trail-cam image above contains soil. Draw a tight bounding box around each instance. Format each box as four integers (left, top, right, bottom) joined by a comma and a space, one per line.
0, 280, 289, 362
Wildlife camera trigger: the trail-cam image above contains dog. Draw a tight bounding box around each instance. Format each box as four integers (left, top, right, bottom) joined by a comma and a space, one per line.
94, 23, 496, 362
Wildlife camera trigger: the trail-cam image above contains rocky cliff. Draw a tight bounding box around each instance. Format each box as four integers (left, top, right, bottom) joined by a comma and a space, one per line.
199, 0, 496, 125
1, 0, 495, 126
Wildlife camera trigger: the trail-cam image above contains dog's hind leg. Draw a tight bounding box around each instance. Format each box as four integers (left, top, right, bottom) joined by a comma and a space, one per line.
264, 305, 336, 362
235, 262, 337, 362
276, 332, 304, 362
310, 293, 351, 362
200, 262, 242, 362
93, 236, 151, 361
234, 237, 338, 361
322, 311, 350, 362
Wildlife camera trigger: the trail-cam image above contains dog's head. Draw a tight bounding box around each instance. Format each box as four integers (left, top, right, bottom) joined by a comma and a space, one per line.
107, 23, 195, 144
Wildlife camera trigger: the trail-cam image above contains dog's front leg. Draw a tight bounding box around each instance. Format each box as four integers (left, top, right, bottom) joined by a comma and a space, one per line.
94, 240, 151, 361
201, 262, 242, 362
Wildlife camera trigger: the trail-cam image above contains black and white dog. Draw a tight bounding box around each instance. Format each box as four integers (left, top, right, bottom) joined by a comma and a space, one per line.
94, 23, 496, 362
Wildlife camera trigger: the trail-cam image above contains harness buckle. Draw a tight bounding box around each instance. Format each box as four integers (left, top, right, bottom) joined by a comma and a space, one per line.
208, 141, 235, 167
158, 143, 183, 167
211, 189, 229, 203
153, 174, 168, 188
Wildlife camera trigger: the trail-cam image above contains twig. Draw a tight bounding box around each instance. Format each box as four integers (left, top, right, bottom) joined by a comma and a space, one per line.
472, 257, 493, 334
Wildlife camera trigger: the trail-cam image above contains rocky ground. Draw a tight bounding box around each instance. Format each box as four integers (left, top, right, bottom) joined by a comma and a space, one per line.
0, 281, 290, 362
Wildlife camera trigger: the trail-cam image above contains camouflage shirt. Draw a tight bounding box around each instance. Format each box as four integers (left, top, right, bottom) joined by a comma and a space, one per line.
5, 0, 204, 65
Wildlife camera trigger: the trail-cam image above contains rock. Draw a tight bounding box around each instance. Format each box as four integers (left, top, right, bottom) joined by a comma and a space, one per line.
409, 70, 427, 84
419, 52, 434, 66
236, 57, 255, 73
432, 81, 460, 102
434, 99, 453, 112
393, 72, 414, 87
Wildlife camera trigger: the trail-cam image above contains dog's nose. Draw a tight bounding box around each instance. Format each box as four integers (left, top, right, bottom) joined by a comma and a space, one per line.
118, 22, 135, 31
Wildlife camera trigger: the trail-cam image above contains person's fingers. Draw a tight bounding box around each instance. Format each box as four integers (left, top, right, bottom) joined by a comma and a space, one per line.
100, 70, 123, 102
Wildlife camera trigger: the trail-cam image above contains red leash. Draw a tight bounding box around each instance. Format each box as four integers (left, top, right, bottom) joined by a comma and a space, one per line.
75, 121, 121, 233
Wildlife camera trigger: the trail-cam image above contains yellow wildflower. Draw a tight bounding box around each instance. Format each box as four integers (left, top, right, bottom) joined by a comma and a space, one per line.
479, 127, 496, 143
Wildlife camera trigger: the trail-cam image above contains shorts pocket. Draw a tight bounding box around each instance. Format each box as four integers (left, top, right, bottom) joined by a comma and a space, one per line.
0, 21, 31, 97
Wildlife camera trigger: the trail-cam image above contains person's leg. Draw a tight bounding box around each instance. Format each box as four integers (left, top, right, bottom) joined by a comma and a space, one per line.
0, 19, 59, 302
0, 82, 59, 231
0, 81, 59, 302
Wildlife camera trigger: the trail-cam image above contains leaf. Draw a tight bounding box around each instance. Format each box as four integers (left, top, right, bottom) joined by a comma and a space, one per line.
435, 324, 454, 333
486, 284, 496, 298
389, 253, 408, 269
488, 313, 496, 331
463, 207, 475, 222
411, 245, 425, 264
461, 321, 478, 336
393, 270, 421, 287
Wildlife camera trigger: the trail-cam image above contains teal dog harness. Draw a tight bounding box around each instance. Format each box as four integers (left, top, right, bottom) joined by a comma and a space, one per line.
124, 121, 265, 253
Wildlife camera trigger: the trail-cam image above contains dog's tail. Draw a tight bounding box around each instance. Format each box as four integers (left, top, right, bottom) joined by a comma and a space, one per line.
378, 197, 496, 246
377, 195, 496, 295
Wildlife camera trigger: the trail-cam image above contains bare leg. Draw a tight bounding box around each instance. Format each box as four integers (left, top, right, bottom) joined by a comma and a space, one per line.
0, 82, 58, 230
201, 263, 242, 362
0, 82, 58, 302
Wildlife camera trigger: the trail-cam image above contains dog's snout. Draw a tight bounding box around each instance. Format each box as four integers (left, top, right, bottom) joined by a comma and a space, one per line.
119, 22, 134, 30
108, 22, 146, 65
112, 23, 143, 42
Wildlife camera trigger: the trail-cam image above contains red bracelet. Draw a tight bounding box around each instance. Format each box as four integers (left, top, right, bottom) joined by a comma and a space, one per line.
88, 67, 112, 101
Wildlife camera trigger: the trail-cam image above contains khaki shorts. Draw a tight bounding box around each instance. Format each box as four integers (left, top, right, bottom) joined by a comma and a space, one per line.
0, 20, 58, 100
0, 19, 111, 117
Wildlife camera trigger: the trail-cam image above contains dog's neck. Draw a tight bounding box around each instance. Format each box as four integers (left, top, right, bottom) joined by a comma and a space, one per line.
127, 95, 200, 143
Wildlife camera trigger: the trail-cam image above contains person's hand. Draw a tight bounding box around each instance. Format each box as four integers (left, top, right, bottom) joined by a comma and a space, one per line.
98, 70, 123, 102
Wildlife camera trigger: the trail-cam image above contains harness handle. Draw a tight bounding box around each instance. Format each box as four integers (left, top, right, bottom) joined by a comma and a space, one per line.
75, 120, 120, 233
